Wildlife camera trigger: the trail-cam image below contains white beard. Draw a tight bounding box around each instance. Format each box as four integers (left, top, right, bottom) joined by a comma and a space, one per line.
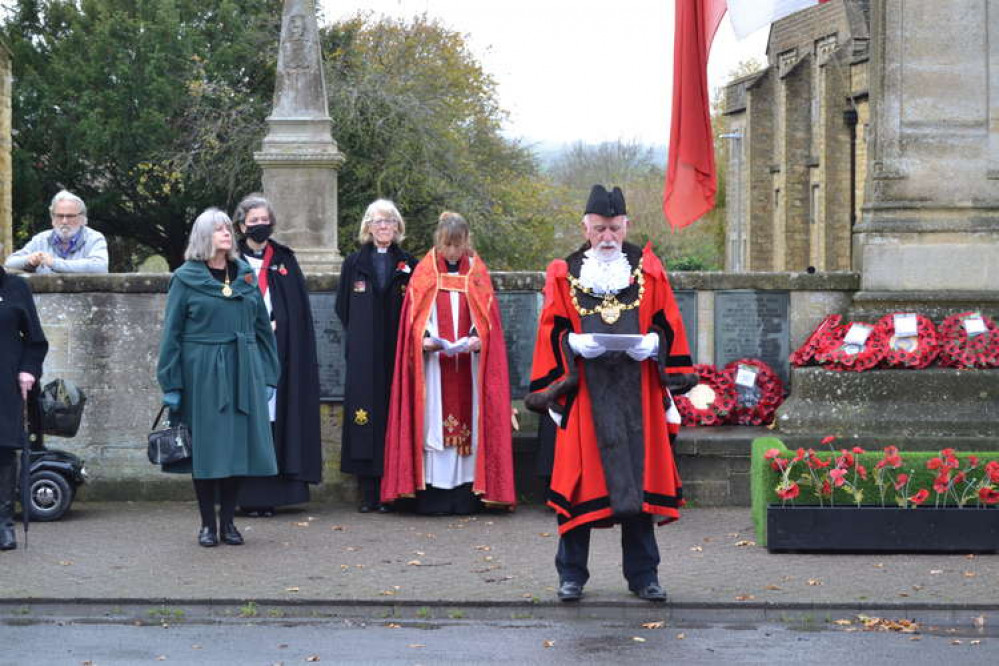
578, 248, 631, 295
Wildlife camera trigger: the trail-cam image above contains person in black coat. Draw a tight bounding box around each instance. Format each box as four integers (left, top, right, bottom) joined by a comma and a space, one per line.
232, 194, 323, 516
0, 263, 49, 551
336, 199, 417, 512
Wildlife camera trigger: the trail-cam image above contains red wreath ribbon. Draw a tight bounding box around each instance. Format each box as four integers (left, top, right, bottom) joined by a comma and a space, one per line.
871, 312, 940, 369
814, 320, 887, 372
723, 358, 785, 426
674, 364, 737, 427
937, 312, 999, 369
790, 314, 843, 367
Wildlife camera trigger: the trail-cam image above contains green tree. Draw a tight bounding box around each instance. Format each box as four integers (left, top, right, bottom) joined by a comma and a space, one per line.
322, 14, 564, 269
3, 0, 280, 268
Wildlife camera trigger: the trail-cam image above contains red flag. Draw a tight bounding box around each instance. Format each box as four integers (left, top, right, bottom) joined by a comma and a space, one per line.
663, 0, 726, 231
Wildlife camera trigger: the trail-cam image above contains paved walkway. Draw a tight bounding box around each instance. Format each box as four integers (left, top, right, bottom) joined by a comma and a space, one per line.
2, 503, 997, 622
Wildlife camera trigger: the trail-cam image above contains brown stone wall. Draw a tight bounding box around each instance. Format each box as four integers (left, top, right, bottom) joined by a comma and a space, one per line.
1, 45, 11, 262
745, 74, 776, 270
779, 57, 813, 270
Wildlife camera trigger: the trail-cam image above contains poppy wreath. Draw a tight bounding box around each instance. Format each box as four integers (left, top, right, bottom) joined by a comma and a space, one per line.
723, 358, 785, 426
790, 314, 843, 367
674, 364, 737, 427
871, 313, 940, 369
937, 312, 999, 369
814, 321, 887, 372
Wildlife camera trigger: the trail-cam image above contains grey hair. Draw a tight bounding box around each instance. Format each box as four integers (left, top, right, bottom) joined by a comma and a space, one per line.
184, 208, 239, 262
357, 199, 406, 245
49, 190, 87, 223
233, 193, 277, 230
433, 211, 472, 253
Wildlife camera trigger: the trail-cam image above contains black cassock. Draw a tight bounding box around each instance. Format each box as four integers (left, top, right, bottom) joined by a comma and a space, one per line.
237, 241, 322, 508
0, 268, 49, 452
335, 242, 416, 478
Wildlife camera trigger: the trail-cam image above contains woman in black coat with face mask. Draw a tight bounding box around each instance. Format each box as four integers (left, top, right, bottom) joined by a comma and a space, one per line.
0, 262, 49, 551
232, 194, 323, 517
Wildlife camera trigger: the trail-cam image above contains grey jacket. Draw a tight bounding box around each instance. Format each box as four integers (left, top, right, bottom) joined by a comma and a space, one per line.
4, 226, 109, 273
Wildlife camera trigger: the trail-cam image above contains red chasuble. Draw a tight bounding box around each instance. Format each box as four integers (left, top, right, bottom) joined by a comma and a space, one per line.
527, 243, 694, 534
382, 249, 516, 507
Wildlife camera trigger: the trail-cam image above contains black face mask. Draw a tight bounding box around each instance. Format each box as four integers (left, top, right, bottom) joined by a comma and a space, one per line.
245, 224, 273, 243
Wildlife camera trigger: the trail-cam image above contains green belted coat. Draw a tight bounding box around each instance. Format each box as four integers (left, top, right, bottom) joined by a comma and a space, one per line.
157, 260, 280, 479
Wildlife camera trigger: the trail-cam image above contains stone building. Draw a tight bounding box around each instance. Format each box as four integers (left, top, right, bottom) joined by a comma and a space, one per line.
722, 0, 870, 272
1, 42, 11, 261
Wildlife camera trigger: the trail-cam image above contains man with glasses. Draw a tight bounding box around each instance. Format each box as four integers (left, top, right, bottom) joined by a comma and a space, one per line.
5, 190, 109, 273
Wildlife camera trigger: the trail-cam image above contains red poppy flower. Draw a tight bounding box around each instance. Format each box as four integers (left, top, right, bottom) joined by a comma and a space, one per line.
856, 464, 868, 481
278, 266, 288, 276
933, 472, 950, 494
938, 312, 999, 369
764, 448, 782, 460
722, 358, 785, 426
893, 473, 909, 491
814, 320, 887, 372
985, 461, 999, 483
793, 448, 805, 463
829, 468, 848, 487
790, 314, 843, 367
909, 489, 930, 505
926, 458, 943, 470
820, 436, 836, 446
776, 482, 800, 500
978, 487, 999, 505
819, 480, 832, 497
968, 455, 979, 468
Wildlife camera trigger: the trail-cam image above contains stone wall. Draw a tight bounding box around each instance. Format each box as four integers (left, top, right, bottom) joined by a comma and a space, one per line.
24, 271, 860, 507
1, 44, 11, 261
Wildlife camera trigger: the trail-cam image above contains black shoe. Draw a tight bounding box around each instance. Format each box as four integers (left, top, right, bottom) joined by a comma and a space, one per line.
557, 580, 584, 602
198, 525, 218, 548
240, 506, 275, 518
376, 504, 393, 514
220, 522, 244, 546
0, 525, 16, 551
631, 582, 667, 602
358, 504, 373, 513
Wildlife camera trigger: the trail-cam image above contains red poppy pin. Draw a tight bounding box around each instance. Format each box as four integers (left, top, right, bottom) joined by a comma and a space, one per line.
278, 264, 288, 276
243, 274, 253, 284
397, 261, 411, 273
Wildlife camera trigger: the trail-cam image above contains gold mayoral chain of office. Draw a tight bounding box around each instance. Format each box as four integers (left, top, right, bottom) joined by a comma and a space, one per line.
221, 264, 233, 297
567, 259, 645, 325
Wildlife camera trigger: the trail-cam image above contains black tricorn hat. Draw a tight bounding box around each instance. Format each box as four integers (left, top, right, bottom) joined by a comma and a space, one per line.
584, 185, 627, 217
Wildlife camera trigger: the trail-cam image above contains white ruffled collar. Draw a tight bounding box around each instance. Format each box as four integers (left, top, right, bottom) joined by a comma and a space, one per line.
578, 248, 632, 295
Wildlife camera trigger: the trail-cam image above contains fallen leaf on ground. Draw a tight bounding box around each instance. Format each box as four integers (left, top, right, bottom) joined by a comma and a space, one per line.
386, 623, 401, 629
415, 551, 425, 556
912, 585, 924, 591
294, 522, 310, 527
58, 561, 73, 566
407, 560, 422, 566
963, 572, 976, 578
676, 633, 686, 640
898, 593, 909, 597
475, 545, 492, 551
910, 636, 921, 641
379, 590, 396, 596
155, 656, 166, 661
538, 532, 552, 537
641, 621, 665, 629
632, 637, 646, 643
690, 546, 703, 552
873, 563, 884, 568
930, 569, 943, 575
543, 641, 555, 648
972, 615, 986, 628
833, 619, 852, 626
807, 579, 823, 586
306, 655, 321, 661
735, 594, 755, 601
191, 645, 202, 650
763, 585, 781, 591
734, 540, 755, 547
971, 640, 981, 646
331, 525, 345, 531
285, 587, 300, 593
951, 640, 962, 646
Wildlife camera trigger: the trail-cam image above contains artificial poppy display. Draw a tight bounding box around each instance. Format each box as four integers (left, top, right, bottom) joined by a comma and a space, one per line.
814, 320, 886, 372
723, 358, 785, 426
674, 364, 737, 427
937, 311, 999, 369
872, 312, 940, 369
790, 314, 842, 367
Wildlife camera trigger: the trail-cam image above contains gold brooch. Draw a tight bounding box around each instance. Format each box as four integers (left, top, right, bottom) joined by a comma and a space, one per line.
353, 409, 369, 425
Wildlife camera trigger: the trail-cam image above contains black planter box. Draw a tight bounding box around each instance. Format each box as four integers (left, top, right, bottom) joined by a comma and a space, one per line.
767, 505, 999, 553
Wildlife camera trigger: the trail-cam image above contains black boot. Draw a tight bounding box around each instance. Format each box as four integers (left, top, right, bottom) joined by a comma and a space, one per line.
0, 459, 17, 551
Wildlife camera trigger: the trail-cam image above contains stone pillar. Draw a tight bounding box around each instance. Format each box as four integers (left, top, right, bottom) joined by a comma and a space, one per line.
254, 0, 345, 273
854, 0, 999, 294
1, 45, 12, 262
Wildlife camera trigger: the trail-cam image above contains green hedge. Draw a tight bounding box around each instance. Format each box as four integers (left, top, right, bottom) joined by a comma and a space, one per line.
750, 437, 999, 545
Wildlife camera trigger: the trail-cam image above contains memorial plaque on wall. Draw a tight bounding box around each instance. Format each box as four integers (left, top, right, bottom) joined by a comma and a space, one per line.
674, 290, 698, 361
714, 290, 790, 384
497, 291, 543, 399
310, 292, 346, 401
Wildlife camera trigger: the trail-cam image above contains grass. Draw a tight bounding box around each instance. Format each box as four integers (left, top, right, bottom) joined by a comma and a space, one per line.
238, 601, 258, 618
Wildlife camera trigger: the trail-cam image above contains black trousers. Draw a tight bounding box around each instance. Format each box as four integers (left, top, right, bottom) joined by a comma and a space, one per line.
555, 514, 661, 589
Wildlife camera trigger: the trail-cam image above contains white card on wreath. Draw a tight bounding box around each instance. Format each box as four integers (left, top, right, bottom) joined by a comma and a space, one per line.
842, 323, 872, 347
734, 365, 758, 388
964, 313, 987, 337
893, 313, 918, 338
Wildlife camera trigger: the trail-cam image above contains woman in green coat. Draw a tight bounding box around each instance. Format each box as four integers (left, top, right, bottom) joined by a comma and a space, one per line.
157, 208, 280, 547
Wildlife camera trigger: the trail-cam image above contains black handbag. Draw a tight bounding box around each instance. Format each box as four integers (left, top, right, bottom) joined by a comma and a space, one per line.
40, 378, 87, 438
147, 406, 192, 465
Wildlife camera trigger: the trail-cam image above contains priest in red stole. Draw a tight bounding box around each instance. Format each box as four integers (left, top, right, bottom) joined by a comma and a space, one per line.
525, 185, 697, 603
382, 212, 515, 514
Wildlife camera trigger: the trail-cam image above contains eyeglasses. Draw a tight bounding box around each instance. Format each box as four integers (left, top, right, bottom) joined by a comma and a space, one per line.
53, 213, 81, 221
371, 219, 398, 228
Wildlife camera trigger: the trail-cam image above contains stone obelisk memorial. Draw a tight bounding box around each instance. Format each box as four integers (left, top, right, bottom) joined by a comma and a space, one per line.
779, 0, 999, 449
255, 0, 345, 273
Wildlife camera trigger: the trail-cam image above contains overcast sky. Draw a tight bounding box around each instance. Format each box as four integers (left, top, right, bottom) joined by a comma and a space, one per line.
319, 0, 769, 146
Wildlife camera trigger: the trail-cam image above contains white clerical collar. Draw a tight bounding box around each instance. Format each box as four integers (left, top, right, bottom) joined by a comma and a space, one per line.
579, 248, 631, 294
376, 246, 389, 253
